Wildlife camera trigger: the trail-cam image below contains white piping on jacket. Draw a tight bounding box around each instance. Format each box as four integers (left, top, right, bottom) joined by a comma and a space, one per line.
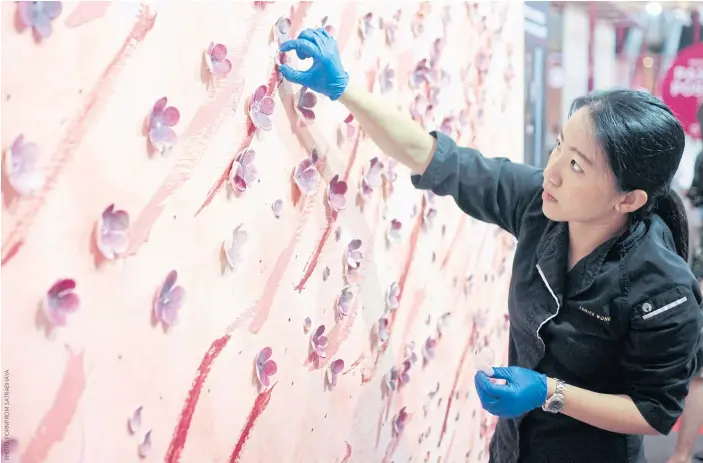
536, 264, 561, 347
642, 296, 687, 320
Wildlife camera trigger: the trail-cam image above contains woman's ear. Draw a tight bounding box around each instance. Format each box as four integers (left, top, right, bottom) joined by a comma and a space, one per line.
616, 189, 648, 214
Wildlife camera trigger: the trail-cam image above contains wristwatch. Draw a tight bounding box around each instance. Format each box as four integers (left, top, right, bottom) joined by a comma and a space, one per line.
542, 378, 566, 413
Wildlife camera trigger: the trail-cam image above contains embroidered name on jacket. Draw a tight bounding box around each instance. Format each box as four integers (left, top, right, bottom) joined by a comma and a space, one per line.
577, 305, 611, 322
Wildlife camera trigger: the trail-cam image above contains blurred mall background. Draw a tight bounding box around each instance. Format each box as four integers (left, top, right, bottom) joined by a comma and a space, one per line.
528, 2, 702, 461
526, 1, 701, 170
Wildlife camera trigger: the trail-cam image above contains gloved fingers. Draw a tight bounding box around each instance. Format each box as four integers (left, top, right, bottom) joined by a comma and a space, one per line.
475, 385, 501, 412
489, 366, 514, 382
297, 28, 319, 43
298, 29, 329, 59
279, 39, 320, 61
278, 64, 308, 85
475, 371, 509, 398
314, 27, 335, 44
294, 34, 323, 60
296, 29, 322, 51
475, 378, 500, 405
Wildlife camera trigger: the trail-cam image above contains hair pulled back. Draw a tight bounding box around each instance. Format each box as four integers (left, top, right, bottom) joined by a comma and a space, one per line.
570, 89, 688, 260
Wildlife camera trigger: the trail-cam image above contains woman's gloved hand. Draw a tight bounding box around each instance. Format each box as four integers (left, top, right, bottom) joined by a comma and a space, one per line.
474, 366, 548, 418
278, 28, 349, 101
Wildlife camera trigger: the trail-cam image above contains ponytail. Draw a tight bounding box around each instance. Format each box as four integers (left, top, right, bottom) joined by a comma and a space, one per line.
652, 189, 689, 260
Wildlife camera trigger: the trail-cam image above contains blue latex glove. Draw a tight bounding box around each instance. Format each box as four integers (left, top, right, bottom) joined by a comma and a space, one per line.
278, 28, 349, 101
474, 366, 548, 418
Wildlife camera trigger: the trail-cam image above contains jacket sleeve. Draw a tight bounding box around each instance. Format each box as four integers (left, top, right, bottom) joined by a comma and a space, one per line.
410, 131, 543, 237
620, 285, 703, 434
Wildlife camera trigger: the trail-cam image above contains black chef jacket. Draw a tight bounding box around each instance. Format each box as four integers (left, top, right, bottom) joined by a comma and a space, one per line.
411, 131, 703, 463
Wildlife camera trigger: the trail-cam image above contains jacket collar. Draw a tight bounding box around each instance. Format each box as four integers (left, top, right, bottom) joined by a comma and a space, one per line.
535, 220, 647, 301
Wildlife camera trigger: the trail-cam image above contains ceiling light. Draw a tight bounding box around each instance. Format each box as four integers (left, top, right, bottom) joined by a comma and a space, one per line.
645, 2, 663, 17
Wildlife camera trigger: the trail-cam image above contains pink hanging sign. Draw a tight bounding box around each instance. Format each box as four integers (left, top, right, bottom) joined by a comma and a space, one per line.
661, 43, 703, 140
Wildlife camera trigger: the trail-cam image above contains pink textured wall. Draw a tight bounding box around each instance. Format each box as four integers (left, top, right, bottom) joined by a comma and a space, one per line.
1, 2, 523, 462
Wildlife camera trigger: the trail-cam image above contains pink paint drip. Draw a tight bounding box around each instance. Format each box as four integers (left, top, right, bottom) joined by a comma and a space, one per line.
21, 351, 85, 463
340, 441, 352, 463
445, 426, 457, 460
223, 200, 314, 335
397, 201, 425, 300
361, 364, 376, 384
228, 384, 277, 462
395, 50, 416, 84
380, 292, 427, 422
401, 291, 426, 344
376, 293, 427, 428
293, 213, 335, 293
2, 5, 157, 266
192, 124, 256, 219
381, 435, 401, 463
383, 200, 425, 337
247, 208, 309, 334
374, 408, 385, 450
383, 391, 394, 422
166, 334, 232, 462
342, 354, 365, 375
335, 4, 358, 47
126, 11, 267, 255
441, 217, 467, 269
341, 129, 362, 182
438, 326, 477, 447
1, 240, 23, 266
444, 369, 476, 460
64, 1, 111, 28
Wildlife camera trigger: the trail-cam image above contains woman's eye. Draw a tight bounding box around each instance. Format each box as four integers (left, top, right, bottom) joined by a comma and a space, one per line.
570, 159, 583, 173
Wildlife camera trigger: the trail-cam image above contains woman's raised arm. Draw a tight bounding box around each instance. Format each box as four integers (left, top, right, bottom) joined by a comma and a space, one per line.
279, 28, 543, 236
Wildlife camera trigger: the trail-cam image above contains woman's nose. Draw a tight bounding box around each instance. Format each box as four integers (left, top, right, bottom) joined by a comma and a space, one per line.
544, 158, 562, 187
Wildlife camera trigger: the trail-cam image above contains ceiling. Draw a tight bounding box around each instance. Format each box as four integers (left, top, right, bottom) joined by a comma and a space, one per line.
552, 1, 699, 27
614, 1, 699, 11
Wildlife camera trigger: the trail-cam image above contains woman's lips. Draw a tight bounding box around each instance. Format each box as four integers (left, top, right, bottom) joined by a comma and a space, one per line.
542, 190, 557, 202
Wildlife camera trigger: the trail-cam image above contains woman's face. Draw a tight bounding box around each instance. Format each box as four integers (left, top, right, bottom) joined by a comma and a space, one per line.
541, 108, 624, 224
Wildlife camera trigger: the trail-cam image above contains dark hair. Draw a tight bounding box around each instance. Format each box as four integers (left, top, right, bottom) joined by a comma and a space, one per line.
570, 89, 689, 260
698, 102, 703, 126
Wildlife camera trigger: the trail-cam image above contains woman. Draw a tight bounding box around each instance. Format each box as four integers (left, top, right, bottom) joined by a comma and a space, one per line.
279, 29, 703, 462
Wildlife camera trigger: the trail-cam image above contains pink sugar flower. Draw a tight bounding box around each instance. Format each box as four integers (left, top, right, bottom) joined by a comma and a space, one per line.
327, 174, 348, 212
229, 149, 258, 193
249, 85, 275, 131
153, 271, 185, 328
204, 42, 232, 77
96, 204, 129, 260
310, 325, 329, 358
327, 359, 344, 387
148, 97, 180, 154
42, 279, 79, 327
255, 347, 278, 388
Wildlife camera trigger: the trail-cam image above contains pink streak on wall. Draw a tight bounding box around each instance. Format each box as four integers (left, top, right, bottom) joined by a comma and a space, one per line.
20, 351, 86, 463
64, 2, 111, 29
